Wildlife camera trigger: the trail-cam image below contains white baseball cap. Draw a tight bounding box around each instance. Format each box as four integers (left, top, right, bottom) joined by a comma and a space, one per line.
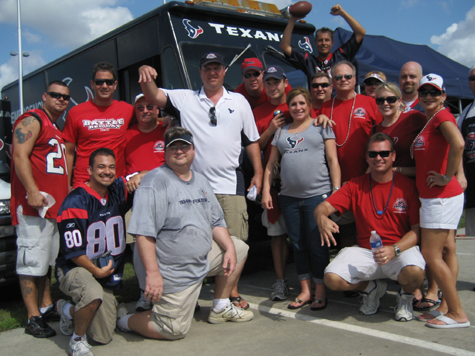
418, 73, 444, 91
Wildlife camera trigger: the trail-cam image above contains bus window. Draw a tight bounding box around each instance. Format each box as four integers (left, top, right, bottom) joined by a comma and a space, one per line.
162, 47, 185, 89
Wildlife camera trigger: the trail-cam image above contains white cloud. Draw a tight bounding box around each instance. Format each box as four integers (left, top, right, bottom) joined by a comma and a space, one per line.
24, 30, 41, 44
430, 5, 475, 67
0, 51, 46, 91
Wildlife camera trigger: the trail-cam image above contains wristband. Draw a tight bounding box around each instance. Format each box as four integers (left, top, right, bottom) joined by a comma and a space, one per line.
126, 172, 140, 182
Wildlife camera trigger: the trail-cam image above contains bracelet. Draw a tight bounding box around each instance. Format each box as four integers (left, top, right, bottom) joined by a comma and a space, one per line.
332, 187, 340, 191
125, 171, 140, 182
442, 174, 452, 182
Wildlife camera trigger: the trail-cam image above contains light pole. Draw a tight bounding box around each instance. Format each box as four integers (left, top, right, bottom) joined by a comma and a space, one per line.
15, 0, 25, 115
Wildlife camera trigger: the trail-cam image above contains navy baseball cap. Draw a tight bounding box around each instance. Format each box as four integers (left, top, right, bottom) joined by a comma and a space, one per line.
200, 52, 225, 67
165, 132, 194, 147
263, 66, 286, 81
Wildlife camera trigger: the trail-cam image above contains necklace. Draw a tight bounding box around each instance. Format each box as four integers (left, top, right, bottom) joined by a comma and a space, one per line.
331, 93, 357, 147
410, 107, 444, 159
369, 172, 395, 218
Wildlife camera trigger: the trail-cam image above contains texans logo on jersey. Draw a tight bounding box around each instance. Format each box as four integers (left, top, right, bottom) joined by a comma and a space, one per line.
466, 132, 475, 159
286, 136, 304, 149
393, 198, 408, 213
183, 19, 203, 39
413, 136, 425, 148
353, 107, 367, 117
298, 37, 313, 53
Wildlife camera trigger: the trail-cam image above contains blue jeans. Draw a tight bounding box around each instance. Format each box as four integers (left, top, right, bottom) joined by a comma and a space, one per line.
279, 193, 330, 283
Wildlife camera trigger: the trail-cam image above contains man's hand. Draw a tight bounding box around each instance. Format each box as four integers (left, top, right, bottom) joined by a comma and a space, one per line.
317, 216, 339, 247
248, 173, 263, 195
126, 173, 144, 193
27, 191, 48, 210
330, 4, 345, 16
138, 65, 158, 83
161, 115, 176, 130
93, 259, 115, 279
314, 114, 335, 128
222, 249, 237, 277
372, 246, 395, 266
144, 270, 164, 303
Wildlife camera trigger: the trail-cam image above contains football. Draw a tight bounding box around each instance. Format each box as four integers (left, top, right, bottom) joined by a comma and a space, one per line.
289, 1, 312, 18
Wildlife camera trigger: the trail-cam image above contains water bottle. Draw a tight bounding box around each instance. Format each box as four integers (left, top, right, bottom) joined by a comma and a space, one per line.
370, 230, 383, 252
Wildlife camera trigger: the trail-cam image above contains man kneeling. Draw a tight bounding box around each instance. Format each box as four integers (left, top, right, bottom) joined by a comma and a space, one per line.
314, 133, 425, 321
118, 127, 253, 340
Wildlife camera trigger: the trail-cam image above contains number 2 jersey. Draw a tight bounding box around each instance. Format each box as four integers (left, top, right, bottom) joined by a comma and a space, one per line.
10, 108, 69, 225
55, 178, 128, 289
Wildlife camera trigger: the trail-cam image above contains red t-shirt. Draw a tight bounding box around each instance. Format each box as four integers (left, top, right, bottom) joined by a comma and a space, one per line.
413, 109, 463, 199
311, 106, 322, 118
321, 94, 382, 183
63, 100, 134, 187
234, 84, 292, 110
375, 110, 426, 167
10, 109, 69, 224
327, 172, 420, 249
125, 123, 166, 175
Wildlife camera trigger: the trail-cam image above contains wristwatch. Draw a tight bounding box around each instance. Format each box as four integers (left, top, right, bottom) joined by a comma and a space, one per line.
393, 244, 401, 257
442, 174, 452, 182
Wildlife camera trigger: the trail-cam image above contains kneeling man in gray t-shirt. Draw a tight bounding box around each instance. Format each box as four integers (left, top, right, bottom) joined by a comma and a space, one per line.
117, 127, 253, 340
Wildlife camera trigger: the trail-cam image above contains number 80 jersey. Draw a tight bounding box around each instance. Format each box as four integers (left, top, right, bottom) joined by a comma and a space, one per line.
56, 178, 128, 290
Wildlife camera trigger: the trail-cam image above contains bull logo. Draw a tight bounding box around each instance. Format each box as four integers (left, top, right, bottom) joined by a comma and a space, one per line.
183, 19, 203, 39
298, 37, 313, 53
466, 132, 475, 159
286, 136, 304, 149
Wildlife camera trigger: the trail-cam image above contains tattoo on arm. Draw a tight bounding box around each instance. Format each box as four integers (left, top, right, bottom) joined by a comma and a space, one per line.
15, 128, 33, 144
21, 117, 35, 127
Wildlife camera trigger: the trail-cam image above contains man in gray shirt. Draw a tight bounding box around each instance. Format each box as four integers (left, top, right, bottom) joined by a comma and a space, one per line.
117, 127, 253, 340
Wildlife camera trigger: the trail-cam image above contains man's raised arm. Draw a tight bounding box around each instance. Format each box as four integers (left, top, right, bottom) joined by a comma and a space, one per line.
331, 4, 366, 43
138, 65, 168, 108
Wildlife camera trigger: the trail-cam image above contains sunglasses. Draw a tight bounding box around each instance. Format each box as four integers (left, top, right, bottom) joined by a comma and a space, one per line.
419, 89, 442, 98
367, 150, 392, 158
243, 72, 261, 79
168, 144, 192, 153
136, 105, 156, 112
334, 74, 353, 81
468, 75, 475, 82
375, 96, 399, 105
311, 83, 330, 89
46, 91, 70, 101
365, 81, 380, 87
209, 107, 217, 126
94, 79, 115, 86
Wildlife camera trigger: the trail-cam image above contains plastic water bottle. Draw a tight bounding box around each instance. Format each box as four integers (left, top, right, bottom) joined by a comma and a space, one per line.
370, 230, 383, 252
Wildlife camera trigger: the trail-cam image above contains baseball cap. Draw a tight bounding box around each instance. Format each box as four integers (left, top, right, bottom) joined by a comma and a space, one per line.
200, 52, 225, 67
241, 58, 263, 74
363, 71, 386, 83
134, 93, 145, 103
263, 66, 286, 81
418, 73, 444, 91
165, 132, 194, 148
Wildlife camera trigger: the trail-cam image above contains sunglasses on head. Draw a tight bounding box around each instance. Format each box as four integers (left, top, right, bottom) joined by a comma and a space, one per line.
243, 72, 261, 79
209, 107, 217, 126
46, 91, 70, 101
367, 150, 392, 158
94, 79, 115, 86
419, 88, 442, 98
375, 96, 399, 105
468, 75, 475, 82
334, 74, 353, 81
311, 83, 330, 89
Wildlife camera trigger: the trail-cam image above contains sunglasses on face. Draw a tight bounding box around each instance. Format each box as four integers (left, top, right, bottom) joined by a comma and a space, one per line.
243, 72, 261, 79
468, 75, 475, 82
94, 79, 115, 86
168, 144, 192, 153
375, 96, 399, 105
46, 91, 70, 101
367, 150, 392, 158
136, 105, 156, 112
209, 107, 217, 126
334, 74, 353, 81
419, 89, 442, 98
311, 83, 330, 89
365, 81, 380, 87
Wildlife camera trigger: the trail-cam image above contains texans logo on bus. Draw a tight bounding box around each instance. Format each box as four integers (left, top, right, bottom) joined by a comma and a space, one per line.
183, 19, 203, 39
298, 37, 313, 53
286, 136, 304, 149
393, 198, 408, 212
466, 132, 475, 159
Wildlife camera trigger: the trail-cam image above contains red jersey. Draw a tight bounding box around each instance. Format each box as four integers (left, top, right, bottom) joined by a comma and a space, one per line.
321, 94, 382, 183
63, 100, 134, 187
10, 108, 69, 225
125, 123, 166, 175
413, 109, 463, 199
311, 106, 322, 118
375, 110, 426, 167
234, 84, 292, 110
327, 172, 420, 250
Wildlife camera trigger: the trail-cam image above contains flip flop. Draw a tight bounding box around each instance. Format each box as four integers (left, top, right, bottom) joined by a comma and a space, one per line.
310, 298, 327, 311
229, 296, 249, 310
287, 298, 311, 310
413, 297, 441, 312
425, 315, 471, 329
417, 309, 442, 322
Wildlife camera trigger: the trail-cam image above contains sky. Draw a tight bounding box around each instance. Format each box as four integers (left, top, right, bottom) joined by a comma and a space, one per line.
1, 0, 475, 92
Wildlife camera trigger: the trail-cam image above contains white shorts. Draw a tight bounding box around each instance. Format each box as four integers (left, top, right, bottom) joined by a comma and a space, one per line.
324, 246, 425, 285
464, 208, 475, 237
261, 209, 287, 236
420, 193, 464, 229
15, 205, 59, 276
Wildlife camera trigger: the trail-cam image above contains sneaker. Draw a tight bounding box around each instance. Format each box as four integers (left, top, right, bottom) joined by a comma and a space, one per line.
116, 303, 130, 333
40, 304, 60, 322
395, 289, 415, 321
359, 280, 387, 315
56, 299, 74, 336
69, 338, 94, 356
25, 316, 56, 338
270, 279, 289, 301
207, 303, 254, 324
135, 291, 152, 312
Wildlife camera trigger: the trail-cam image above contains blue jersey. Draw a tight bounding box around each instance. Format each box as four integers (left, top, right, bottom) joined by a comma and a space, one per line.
56, 178, 128, 289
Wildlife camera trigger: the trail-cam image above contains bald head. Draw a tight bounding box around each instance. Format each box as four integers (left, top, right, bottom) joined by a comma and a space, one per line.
399, 61, 423, 101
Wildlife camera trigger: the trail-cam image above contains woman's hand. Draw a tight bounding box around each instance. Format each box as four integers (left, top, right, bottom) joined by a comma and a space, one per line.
426, 170, 451, 188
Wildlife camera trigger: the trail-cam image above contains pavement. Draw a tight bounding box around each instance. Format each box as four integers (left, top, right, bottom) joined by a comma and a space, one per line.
1, 231, 474, 356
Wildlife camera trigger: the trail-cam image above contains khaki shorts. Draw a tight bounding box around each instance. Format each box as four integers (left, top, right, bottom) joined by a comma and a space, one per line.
216, 194, 248, 241
151, 236, 249, 339
57, 267, 117, 344
16, 205, 59, 276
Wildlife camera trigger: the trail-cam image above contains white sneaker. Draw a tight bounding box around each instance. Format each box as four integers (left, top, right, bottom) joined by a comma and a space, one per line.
395, 289, 415, 321
135, 291, 152, 312
271, 279, 289, 301
56, 299, 74, 336
207, 303, 254, 324
116, 303, 130, 333
69, 338, 94, 356
359, 280, 387, 315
